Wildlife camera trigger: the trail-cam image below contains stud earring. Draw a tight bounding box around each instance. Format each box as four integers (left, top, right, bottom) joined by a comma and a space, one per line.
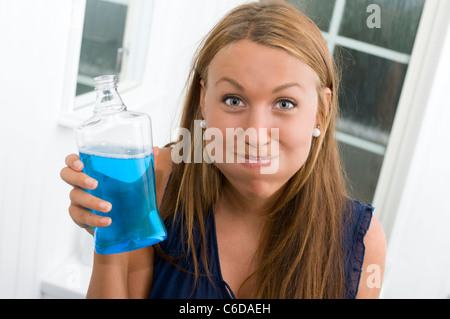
313, 126, 321, 138
200, 120, 207, 129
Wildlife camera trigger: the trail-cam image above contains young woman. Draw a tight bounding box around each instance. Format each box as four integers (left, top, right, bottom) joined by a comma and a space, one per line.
61, 0, 386, 299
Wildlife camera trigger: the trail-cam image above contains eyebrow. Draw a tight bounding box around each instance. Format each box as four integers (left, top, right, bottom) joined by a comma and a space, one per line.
215, 77, 302, 93
216, 77, 244, 91
272, 82, 303, 93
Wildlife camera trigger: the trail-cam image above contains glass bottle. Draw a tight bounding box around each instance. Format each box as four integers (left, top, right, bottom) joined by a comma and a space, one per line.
74, 75, 167, 254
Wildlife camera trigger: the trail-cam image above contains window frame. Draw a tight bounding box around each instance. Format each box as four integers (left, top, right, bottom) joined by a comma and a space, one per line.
320, 0, 449, 240
289, 0, 445, 240
322, 0, 416, 158
58, 0, 165, 128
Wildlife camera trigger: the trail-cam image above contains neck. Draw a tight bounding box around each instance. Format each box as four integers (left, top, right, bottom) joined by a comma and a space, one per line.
217, 179, 281, 222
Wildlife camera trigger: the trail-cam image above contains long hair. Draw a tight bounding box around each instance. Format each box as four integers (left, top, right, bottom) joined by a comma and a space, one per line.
156, 0, 349, 298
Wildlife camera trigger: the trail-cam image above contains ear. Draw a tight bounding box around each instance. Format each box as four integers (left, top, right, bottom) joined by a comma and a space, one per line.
316, 87, 332, 127
200, 79, 206, 119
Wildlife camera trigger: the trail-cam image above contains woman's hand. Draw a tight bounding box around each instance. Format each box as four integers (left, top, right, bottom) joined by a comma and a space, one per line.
60, 153, 112, 234
61, 147, 161, 298
60, 147, 160, 235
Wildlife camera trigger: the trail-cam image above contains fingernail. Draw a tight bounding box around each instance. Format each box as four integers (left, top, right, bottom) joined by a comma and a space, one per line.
99, 201, 111, 212
86, 178, 98, 188
74, 160, 83, 170
100, 217, 111, 226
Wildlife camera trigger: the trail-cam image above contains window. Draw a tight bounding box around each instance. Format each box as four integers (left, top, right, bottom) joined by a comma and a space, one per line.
74, 0, 154, 109
288, 0, 426, 203
76, 0, 130, 96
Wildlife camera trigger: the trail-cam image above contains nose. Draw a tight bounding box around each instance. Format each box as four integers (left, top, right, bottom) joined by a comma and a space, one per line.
244, 105, 272, 148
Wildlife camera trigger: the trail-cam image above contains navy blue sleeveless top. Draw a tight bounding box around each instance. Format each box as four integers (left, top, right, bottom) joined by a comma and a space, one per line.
150, 183, 373, 299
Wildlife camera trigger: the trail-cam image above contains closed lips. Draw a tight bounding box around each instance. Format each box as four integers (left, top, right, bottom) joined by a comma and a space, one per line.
236, 154, 275, 163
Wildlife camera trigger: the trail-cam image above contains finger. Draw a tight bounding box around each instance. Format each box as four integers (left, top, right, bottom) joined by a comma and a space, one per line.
69, 187, 112, 213
65, 154, 83, 172
153, 146, 160, 169
60, 167, 98, 190
68, 204, 112, 229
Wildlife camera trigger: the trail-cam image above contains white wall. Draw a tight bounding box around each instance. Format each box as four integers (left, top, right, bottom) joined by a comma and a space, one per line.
380, 7, 450, 298
0, 0, 81, 298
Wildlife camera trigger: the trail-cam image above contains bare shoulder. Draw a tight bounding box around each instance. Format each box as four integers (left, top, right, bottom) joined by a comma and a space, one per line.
154, 147, 174, 208
356, 215, 387, 299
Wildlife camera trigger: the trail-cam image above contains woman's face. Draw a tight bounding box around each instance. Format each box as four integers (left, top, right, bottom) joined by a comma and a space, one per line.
200, 39, 329, 201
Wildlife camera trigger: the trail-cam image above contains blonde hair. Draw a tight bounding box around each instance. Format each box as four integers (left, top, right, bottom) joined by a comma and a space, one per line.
157, 0, 349, 298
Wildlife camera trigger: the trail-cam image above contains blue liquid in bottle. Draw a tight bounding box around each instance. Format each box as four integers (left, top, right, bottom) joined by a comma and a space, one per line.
80, 148, 167, 254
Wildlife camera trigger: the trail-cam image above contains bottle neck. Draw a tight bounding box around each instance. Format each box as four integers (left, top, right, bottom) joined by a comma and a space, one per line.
94, 87, 126, 114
